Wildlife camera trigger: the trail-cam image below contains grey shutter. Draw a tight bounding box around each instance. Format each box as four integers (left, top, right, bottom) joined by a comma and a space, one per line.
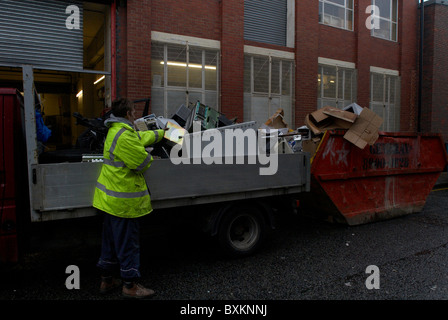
244, 0, 287, 46
0, 0, 83, 71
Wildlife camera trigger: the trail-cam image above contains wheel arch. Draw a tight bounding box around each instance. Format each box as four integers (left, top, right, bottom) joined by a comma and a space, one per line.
208, 199, 275, 237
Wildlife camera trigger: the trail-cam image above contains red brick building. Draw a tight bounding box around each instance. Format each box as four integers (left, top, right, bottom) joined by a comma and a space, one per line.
0, 0, 422, 149
115, 0, 419, 133
422, 0, 448, 141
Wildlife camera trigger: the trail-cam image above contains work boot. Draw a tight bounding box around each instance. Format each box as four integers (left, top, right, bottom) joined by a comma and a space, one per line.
99, 276, 122, 294
122, 282, 155, 299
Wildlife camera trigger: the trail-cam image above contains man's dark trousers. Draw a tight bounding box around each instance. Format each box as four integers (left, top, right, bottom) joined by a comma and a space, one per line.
97, 211, 141, 281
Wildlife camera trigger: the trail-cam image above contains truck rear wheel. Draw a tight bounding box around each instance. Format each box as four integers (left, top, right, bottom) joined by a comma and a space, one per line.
217, 205, 266, 257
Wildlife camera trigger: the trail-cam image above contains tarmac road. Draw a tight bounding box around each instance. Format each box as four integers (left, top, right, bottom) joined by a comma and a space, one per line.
1, 186, 448, 312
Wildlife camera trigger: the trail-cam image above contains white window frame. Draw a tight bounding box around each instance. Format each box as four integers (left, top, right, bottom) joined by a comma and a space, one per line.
370, 66, 401, 131
317, 57, 357, 109
243, 45, 295, 128
319, 0, 354, 31
151, 31, 220, 117
371, 0, 398, 42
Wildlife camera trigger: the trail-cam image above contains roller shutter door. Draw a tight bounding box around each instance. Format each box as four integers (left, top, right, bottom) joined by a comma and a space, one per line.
0, 0, 83, 71
244, 0, 287, 47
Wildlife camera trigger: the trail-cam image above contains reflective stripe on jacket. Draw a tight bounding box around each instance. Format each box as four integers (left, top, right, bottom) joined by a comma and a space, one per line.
93, 117, 164, 218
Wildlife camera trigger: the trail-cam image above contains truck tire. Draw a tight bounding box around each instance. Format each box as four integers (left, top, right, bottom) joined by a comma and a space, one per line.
217, 205, 266, 257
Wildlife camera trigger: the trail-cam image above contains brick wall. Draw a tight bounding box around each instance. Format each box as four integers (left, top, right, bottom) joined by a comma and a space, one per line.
292, 0, 418, 130
115, 0, 419, 131
115, 3, 127, 100
151, 0, 221, 41
220, 0, 244, 121
422, 4, 434, 133
116, 0, 152, 116
398, 0, 419, 132
427, 4, 448, 141
295, 0, 319, 126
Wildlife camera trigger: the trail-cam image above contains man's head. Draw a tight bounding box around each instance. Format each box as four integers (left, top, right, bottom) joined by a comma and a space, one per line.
111, 98, 136, 123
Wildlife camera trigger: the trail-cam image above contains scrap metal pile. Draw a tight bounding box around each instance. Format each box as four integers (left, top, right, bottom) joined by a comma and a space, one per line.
134, 101, 384, 160
134, 101, 237, 159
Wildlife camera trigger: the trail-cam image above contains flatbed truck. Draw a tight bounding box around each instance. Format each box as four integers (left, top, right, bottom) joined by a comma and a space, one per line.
0, 66, 310, 263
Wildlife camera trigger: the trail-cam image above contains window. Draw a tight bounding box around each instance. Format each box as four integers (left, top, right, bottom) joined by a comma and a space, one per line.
151, 42, 219, 117
371, 0, 398, 41
319, 0, 354, 31
317, 63, 357, 109
244, 54, 294, 128
370, 70, 401, 131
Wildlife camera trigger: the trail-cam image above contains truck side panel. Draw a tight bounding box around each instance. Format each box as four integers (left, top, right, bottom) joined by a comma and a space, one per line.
30, 153, 310, 221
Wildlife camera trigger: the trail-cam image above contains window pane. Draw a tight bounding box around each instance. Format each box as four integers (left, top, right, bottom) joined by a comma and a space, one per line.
319, 1, 323, 23
392, 0, 398, 22
282, 61, 292, 96
167, 44, 187, 87
151, 87, 164, 116
322, 66, 337, 98
391, 22, 397, 41
251, 96, 270, 128
371, 73, 401, 131
205, 50, 218, 91
392, 77, 401, 131
370, 102, 385, 130
271, 59, 280, 95
373, 18, 391, 40
244, 56, 251, 93
327, 0, 345, 6
188, 91, 202, 107
375, 0, 391, 20
323, 3, 345, 28
346, 9, 353, 30
338, 69, 344, 101
321, 98, 338, 108
244, 55, 294, 127
253, 56, 269, 93
317, 69, 322, 99
205, 91, 218, 109
151, 43, 164, 87
320, 0, 353, 31
280, 96, 292, 128
152, 43, 220, 118
347, 0, 353, 10
188, 47, 203, 89
372, 73, 384, 102
389, 76, 396, 104
318, 65, 356, 108
344, 69, 355, 101
167, 90, 186, 116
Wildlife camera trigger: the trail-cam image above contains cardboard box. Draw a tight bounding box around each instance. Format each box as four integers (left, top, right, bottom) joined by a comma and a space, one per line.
343, 102, 363, 115
265, 108, 289, 129
305, 106, 356, 135
302, 137, 322, 156
322, 107, 357, 123
343, 108, 383, 149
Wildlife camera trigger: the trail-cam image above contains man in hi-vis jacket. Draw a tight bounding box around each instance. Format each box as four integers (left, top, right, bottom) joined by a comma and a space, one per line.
93, 98, 166, 299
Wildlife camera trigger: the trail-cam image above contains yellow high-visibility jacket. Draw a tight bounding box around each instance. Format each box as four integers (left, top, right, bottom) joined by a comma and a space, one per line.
93, 115, 164, 218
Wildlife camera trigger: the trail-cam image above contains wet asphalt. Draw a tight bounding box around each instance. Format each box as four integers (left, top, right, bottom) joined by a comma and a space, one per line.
1, 186, 448, 314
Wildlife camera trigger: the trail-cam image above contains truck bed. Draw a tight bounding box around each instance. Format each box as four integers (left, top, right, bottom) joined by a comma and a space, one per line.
30, 152, 310, 222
